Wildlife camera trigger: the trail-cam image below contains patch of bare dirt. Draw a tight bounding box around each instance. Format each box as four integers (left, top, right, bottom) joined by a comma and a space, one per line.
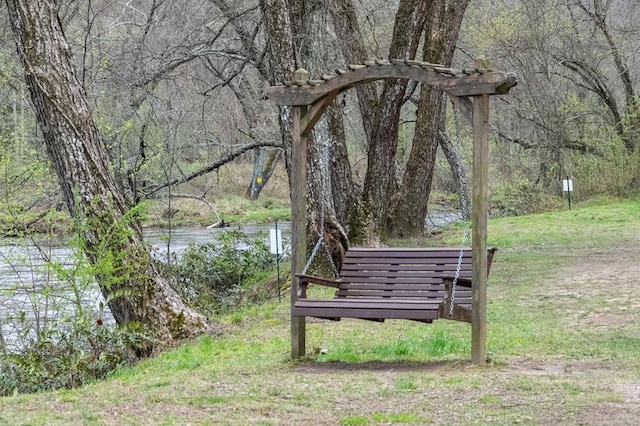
507, 240, 640, 425
535, 241, 640, 330
502, 358, 616, 376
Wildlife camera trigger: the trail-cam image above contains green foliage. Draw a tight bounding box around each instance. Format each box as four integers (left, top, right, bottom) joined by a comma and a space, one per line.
570, 143, 640, 197
0, 135, 62, 235
0, 202, 161, 396
170, 230, 277, 315
0, 236, 154, 396
489, 179, 547, 217
0, 316, 149, 396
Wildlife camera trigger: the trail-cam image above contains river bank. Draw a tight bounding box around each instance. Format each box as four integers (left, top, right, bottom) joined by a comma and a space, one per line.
0, 194, 292, 238
0, 223, 292, 352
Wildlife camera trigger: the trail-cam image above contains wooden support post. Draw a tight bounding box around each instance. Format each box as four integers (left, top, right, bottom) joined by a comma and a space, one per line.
471, 93, 490, 365
291, 104, 308, 358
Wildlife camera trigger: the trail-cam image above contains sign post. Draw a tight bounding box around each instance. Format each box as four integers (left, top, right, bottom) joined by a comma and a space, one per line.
563, 177, 573, 210
269, 221, 283, 300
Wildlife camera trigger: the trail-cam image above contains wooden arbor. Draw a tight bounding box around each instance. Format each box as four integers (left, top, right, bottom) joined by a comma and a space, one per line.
266, 58, 517, 364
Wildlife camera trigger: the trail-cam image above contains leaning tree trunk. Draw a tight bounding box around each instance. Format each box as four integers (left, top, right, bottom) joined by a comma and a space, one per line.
230, 75, 283, 201
439, 129, 471, 220
246, 148, 282, 200
6, 0, 210, 346
389, 0, 470, 237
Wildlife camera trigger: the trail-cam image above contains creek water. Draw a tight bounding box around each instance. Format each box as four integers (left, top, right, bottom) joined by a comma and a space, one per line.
0, 223, 291, 350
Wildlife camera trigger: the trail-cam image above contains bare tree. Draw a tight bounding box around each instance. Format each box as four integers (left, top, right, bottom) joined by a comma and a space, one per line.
465, 0, 640, 191
560, 0, 640, 153
326, 0, 429, 243
260, 0, 472, 245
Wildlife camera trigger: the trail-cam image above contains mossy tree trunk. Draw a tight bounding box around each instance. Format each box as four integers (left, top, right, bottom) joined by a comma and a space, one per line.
6, 0, 210, 346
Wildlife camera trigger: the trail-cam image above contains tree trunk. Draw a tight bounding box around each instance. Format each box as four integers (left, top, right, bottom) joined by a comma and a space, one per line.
246, 148, 282, 200
6, 0, 210, 346
439, 129, 470, 220
326, 103, 362, 243
391, 87, 444, 237
269, 0, 352, 269
389, 0, 470, 237
260, 0, 297, 179
305, 114, 350, 274
329, 0, 428, 244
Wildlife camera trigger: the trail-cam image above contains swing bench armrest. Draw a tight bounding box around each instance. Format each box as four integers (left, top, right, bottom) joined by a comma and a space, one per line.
440, 246, 498, 291
441, 276, 474, 323
441, 276, 473, 288
295, 274, 341, 299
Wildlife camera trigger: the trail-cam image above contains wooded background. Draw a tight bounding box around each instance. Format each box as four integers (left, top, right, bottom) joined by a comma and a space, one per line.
2, 0, 638, 238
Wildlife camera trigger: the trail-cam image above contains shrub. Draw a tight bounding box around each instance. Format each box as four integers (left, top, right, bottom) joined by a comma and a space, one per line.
170, 229, 279, 315
0, 233, 154, 396
0, 315, 151, 396
490, 180, 546, 217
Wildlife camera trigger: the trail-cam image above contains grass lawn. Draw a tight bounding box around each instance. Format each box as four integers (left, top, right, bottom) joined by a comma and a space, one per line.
2, 199, 640, 425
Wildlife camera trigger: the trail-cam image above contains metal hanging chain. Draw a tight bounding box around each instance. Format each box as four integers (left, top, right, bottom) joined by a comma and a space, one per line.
448, 100, 471, 316
450, 226, 470, 316
302, 236, 324, 275
323, 240, 340, 278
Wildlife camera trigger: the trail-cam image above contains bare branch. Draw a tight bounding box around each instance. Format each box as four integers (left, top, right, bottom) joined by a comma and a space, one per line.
164, 192, 223, 222
143, 140, 283, 196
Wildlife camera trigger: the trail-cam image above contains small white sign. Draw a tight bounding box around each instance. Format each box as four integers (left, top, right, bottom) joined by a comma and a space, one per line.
563, 179, 573, 192
269, 229, 282, 254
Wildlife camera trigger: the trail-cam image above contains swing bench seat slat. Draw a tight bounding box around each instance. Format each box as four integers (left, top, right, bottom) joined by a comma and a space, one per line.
294, 247, 496, 324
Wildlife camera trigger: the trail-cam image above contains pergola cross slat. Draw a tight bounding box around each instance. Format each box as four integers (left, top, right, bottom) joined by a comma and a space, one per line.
266, 58, 517, 364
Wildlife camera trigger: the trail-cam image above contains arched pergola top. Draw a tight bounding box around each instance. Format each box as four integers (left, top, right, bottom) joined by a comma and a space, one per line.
266, 58, 517, 106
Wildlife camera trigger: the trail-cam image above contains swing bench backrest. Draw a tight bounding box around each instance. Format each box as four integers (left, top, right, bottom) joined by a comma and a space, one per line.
294, 247, 497, 323
338, 247, 475, 296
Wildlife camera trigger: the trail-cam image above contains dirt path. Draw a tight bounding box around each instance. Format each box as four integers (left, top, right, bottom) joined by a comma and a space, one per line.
499, 241, 640, 425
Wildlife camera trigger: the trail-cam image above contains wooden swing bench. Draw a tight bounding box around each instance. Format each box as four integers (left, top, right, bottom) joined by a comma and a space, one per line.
294, 247, 496, 324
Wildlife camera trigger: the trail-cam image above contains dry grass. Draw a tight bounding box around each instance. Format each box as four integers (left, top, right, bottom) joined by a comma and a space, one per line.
216, 159, 291, 200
